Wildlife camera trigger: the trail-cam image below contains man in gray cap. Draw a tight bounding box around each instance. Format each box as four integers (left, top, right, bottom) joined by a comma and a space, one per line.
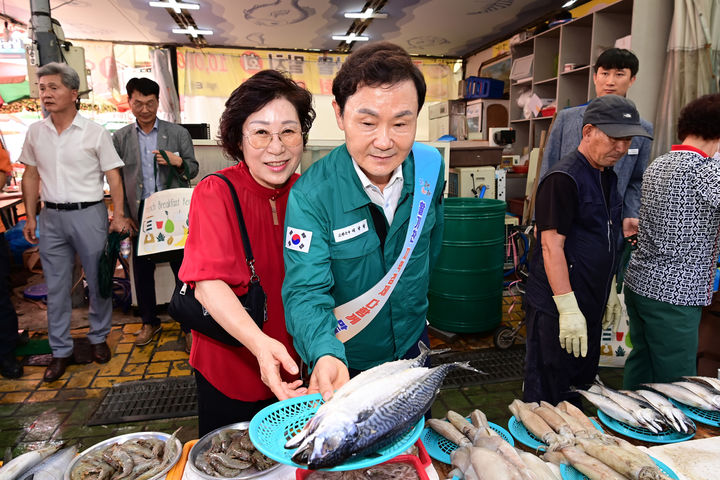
522, 95, 653, 405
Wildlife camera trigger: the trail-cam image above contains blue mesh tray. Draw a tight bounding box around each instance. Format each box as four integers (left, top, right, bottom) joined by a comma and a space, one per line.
508, 416, 604, 451
670, 399, 720, 427
596, 410, 694, 443
421, 419, 513, 464
560, 455, 679, 480
249, 393, 424, 471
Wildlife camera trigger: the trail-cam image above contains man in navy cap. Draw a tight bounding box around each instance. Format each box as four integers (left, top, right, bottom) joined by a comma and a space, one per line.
523, 95, 653, 405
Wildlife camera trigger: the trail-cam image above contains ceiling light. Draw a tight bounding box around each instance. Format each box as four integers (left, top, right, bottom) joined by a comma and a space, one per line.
344, 8, 387, 19
562, 0, 578, 7
149, 0, 200, 13
332, 32, 370, 43
172, 26, 212, 37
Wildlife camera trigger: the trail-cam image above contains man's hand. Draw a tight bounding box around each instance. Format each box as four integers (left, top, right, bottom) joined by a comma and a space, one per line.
553, 291, 588, 358
23, 216, 38, 244
623, 217, 639, 238
307, 355, 350, 401
254, 336, 307, 401
602, 276, 622, 333
109, 215, 137, 234
153, 150, 183, 169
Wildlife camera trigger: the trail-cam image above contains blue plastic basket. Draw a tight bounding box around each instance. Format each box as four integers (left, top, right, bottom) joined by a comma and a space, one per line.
596, 410, 694, 443
420, 419, 513, 464
508, 416, 604, 450
670, 399, 720, 427
249, 393, 424, 471
560, 455, 679, 480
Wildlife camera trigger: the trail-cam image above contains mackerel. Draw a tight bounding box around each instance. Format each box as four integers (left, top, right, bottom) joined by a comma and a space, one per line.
287, 361, 476, 469
286, 341, 432, 449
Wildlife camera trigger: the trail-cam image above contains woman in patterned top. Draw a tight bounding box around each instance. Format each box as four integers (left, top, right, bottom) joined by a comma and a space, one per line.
622, 93, 720, 389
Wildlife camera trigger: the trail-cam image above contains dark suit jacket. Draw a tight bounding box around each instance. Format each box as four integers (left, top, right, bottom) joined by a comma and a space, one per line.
112, 119, 199, 223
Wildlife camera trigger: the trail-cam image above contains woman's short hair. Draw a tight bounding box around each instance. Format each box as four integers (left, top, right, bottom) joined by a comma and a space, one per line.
36, 62, 80, 90
219, 70, 315, 162
332, 42, 426, 114
677, 93, 720, 142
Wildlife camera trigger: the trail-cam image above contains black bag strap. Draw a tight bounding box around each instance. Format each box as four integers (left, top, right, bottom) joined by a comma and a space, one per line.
206, 173, 259, 282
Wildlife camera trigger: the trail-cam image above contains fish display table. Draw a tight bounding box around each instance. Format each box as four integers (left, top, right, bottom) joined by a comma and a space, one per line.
430, 419, 720, 479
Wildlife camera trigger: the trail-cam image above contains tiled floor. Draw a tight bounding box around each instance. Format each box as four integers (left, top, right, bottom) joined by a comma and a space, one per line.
0, 292, 624, 459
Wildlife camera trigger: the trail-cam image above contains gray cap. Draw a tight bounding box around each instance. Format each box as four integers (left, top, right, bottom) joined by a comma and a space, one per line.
582, 95, 653, 139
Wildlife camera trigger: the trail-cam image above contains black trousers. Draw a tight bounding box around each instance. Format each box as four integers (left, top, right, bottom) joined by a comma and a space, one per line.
194, 369, 274, 437
522, 303, 601, 408
131, 248, 185, 331
0, 233, 18, 356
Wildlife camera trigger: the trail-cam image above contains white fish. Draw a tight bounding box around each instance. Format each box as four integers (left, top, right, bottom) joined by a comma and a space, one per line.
643, 383, 717, 411
672, 381, 720, 410
18, 446, 77, 480
0, 444, 61, 480
587, 385, 665, 433
574, 389, 649, 431
683, 376, 720, 392
633, 389, 695, 434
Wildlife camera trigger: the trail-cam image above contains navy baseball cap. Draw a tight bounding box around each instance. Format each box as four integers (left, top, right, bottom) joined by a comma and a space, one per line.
582, 95, 653, 139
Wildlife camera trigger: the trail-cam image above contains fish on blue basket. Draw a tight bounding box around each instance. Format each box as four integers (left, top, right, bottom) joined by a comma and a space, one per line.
285, 342, 480, 469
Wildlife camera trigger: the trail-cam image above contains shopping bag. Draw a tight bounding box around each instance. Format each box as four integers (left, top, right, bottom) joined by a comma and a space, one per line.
136, 188, 193, 260
599, 291, 633, 368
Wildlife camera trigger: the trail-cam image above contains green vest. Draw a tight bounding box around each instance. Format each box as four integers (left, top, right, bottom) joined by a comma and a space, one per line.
282, 144, 445, 371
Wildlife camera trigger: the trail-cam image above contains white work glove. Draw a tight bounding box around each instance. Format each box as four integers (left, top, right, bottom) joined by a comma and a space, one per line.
602, 276, 622, 333
553, 292, 588, 358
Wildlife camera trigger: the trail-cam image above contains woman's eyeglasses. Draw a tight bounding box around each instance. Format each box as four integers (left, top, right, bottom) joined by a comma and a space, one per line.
243, 129, 303, 149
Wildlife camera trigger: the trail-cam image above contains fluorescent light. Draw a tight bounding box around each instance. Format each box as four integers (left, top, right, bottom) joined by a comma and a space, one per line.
172, 26, 212, 37
149, 0, 200, 14
332, 33, 369, 43
344, 8, 387, 19
562, 0, 578, 7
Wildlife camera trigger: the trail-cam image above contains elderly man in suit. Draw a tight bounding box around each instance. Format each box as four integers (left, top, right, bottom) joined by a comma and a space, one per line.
113, 78, 199, 348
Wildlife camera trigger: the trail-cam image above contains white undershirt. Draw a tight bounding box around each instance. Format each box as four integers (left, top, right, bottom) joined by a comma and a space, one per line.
352, 159, 404, 226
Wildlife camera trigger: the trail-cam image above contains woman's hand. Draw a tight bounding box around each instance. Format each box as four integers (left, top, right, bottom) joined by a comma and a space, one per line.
253, 336, 307, 400
307, 355, 350, 401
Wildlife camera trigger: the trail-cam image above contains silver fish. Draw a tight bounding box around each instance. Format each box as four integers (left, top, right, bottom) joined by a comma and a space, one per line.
574, 389, 649, 431
589, 384, 665, 433
643, 383, 717, 411
672, 381, 720, 410
683, 375, 720, 392
286, 342, 433, 450
632, 389, 695, 434
287, 361, 477, 469
18, 446, 77, 480
0, 444, 61, 480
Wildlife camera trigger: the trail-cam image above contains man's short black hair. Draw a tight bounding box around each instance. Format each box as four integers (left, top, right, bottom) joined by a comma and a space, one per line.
126, 77, 160, 100
594, 48, 639, 77
332, 42, 426, 114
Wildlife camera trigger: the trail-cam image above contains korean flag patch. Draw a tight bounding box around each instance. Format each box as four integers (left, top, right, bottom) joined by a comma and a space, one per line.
285, 227, 313, 253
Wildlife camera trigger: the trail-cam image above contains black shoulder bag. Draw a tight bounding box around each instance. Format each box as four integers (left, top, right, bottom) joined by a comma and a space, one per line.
168, 173, 267, 347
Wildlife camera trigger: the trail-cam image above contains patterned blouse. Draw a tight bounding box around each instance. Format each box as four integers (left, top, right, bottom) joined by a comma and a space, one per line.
625, 145, 720, 306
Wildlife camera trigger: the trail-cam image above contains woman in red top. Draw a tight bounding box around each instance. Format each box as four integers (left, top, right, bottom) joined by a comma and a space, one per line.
179, 70, 315, 435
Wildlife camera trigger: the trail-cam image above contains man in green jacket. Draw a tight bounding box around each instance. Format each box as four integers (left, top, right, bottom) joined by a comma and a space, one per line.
283, 42, 445, 400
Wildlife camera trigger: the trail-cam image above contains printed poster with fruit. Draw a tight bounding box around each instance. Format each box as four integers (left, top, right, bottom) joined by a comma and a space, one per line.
137, 188, 193, 256
599, 292, 634, 368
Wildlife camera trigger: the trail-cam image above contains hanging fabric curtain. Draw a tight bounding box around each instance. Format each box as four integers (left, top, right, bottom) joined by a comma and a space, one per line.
151, 48, 181, 123
652, 0, 719, 159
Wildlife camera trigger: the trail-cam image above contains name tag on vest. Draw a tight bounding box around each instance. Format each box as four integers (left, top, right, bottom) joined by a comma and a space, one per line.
333, 219, 368, 242
627, 148, 639, 155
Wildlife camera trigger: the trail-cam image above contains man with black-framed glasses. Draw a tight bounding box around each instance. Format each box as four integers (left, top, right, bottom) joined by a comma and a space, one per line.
113, 78, 198, 348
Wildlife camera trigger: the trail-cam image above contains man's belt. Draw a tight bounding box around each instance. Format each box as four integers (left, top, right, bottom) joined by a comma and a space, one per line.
44, 200, 103, 211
